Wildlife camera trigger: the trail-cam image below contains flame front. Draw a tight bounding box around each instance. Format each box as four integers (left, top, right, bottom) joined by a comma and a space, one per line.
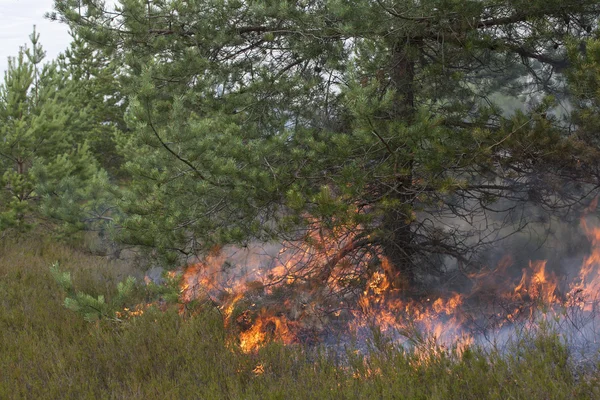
172, 209, 600, 354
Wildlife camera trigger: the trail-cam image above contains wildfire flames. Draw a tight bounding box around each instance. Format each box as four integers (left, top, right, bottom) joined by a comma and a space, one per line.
169, 208, 600, 354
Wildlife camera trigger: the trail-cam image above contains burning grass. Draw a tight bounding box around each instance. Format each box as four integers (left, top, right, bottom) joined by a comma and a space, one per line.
2, 237, 600, 398
175, 210, 600, 360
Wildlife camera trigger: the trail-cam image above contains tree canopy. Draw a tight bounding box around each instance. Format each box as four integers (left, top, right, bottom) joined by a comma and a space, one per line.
45, 0, 600, 290
0, 27, 112, 234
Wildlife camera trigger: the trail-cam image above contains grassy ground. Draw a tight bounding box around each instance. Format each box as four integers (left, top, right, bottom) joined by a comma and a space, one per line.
1, 237, 599, 399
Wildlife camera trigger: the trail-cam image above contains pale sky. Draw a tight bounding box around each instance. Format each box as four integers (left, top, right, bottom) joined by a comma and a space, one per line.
0, 0, 72, 74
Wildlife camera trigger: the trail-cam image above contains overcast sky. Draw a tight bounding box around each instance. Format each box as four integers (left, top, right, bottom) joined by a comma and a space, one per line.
0, 0, 72, 74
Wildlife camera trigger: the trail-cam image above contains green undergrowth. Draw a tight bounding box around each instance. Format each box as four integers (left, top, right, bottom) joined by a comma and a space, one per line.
1, 238, 600, 399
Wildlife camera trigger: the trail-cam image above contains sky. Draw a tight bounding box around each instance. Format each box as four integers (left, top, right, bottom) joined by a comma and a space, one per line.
0, 0, 72, 74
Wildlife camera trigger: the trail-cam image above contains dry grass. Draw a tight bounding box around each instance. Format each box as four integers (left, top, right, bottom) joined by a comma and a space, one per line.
1, 236, 599, 399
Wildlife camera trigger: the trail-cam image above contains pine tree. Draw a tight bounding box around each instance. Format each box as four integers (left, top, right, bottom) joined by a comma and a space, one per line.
58, 33, 128, 175
52, 1, 600, 287
0, 27, 113, 234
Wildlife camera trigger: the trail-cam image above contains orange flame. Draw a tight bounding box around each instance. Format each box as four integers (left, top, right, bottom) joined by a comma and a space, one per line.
238, 312, 296, 353
171, 203, 600, 355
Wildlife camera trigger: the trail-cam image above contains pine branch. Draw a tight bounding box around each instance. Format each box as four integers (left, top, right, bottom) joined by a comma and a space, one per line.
144, 101, 208, 182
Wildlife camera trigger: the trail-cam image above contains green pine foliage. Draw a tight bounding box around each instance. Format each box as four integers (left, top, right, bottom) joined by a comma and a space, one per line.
0, 28, 114, 234
52, 0, 600, 282
51, 262, 138, 322
57, 33, 128, 175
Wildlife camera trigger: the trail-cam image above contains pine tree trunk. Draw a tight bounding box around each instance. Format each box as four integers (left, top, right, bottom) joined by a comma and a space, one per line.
381, 40, 417, 289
